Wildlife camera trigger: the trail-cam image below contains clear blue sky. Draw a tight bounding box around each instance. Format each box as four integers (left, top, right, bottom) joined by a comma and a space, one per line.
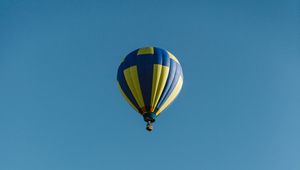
1, 0, 300, 169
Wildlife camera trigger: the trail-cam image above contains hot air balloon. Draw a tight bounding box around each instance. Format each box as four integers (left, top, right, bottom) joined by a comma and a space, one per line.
117, 47, 183, 131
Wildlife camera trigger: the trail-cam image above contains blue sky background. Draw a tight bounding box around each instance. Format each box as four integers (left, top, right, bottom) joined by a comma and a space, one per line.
1, 0, 300, 170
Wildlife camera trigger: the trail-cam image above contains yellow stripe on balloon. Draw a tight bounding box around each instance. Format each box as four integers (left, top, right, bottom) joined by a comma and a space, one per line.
156, 76, 183, 116
124, 66, 145, 109
150, 64, 170, 112
150, 64, 161, 111
117, 82, 139, 112
167, 51, 179, 63
137, 47, 154, 55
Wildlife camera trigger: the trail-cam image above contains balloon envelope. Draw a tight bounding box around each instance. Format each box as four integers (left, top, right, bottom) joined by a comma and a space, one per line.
117, 47, 183, 122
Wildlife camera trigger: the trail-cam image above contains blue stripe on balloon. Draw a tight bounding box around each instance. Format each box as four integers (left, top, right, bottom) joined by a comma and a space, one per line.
136, 55, 155, 111
154, 47, 170, 66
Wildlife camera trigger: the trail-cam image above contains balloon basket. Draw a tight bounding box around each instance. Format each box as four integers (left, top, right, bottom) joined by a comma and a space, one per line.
146, 121, 153, 132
